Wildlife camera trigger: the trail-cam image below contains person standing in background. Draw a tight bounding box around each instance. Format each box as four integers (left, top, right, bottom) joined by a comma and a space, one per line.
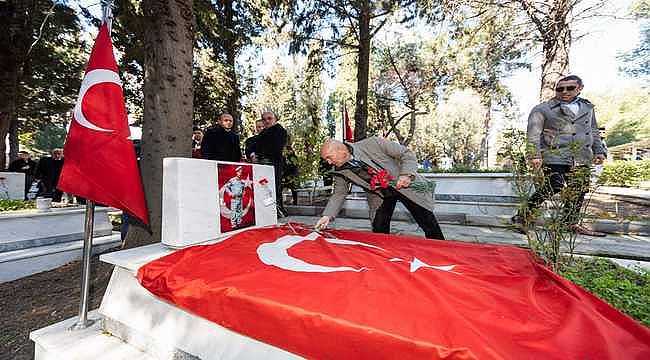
192, 127, 204, 159
36, 148, 65, 202
245, 119, 265, 162
8, 151, 37, 199
254, 111, 288, 215
201, 113, 241, 162
512, 75, 606, 237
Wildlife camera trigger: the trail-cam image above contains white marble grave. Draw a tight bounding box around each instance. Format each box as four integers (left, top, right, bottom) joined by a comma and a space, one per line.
30, 157, 288, 359
162, 158, 277, 248
0, 172, 25, 200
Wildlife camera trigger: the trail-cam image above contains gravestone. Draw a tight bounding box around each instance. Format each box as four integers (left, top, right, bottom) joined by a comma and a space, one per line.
0, 172, 25, 200
162, 158, 278, 248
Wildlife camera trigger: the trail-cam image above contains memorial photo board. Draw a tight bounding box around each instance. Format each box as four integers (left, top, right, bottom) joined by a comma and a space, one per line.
217, 163, 255, 233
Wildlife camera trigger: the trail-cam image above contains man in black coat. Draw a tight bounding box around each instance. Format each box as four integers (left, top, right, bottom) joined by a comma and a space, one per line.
201, 113, 242, 162
36, 148, 65, 201
8, 151, 37, 199
244, 119, 265, 162
254, 111, 288, 215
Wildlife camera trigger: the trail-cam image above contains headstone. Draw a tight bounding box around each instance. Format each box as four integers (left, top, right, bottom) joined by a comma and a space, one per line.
0, 172, 25, 200
162, 158, 277, 248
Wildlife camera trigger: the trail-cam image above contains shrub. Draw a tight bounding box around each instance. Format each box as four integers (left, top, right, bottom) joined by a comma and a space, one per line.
597, 160, 650, 187
0, 199, 35, 212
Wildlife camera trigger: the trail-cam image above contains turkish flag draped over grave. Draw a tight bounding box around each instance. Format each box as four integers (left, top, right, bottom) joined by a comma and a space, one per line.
58, 22, 148, 224
138, 225, 650, 359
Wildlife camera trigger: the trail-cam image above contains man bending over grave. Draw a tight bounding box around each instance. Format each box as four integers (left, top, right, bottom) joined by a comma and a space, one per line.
315, 137, 444, 240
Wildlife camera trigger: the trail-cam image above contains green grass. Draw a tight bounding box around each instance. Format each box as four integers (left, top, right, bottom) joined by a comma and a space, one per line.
560, 257, 650, 327
0, 199, 35, 212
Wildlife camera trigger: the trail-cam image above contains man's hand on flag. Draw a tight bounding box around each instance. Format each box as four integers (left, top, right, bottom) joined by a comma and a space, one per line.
315, 215, 331, 230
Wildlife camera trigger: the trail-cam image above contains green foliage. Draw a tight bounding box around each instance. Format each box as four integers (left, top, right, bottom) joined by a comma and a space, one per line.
560, 258, 650, 327
597, 160, 650, 187
620, 0, 650, 81
0, 200, 35, 212
412, 90, 487, 167
193, 48, 231, 127
371, 39, 442, 145
17, 1, 86, 133
252, 41, 326, 184
18, 123, 67, 154
585, 87, 650, 147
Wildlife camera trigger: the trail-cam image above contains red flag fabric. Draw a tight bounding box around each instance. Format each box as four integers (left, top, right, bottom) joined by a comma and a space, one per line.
58, 23, 148, 224
138, 225, 650, 359
344, 105, 354, 142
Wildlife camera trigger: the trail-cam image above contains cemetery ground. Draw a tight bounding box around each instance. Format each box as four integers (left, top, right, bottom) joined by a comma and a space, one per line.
2, 215, 650, 359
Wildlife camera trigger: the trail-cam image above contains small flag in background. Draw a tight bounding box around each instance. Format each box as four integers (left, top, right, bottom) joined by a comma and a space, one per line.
58, 22, 149, 225
344, 104, 354, 143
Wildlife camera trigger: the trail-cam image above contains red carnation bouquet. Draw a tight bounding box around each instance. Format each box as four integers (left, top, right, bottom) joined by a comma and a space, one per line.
367, 167, 435, 193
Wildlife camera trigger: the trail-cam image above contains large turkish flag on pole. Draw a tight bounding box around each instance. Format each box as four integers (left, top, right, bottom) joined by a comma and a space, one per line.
138, 225, 650, 359
58, 22, 148, 225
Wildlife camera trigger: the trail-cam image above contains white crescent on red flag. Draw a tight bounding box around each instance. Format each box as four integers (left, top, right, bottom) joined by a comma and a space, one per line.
58, 22, 148, 224
138, 225, 650, 359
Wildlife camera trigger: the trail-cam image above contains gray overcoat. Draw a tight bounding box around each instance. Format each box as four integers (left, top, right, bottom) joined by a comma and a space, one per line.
527, 97, 606, 165
322, 137, 434, 222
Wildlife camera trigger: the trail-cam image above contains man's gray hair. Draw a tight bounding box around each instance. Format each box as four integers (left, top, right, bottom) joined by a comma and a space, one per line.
261, 111, 277, 120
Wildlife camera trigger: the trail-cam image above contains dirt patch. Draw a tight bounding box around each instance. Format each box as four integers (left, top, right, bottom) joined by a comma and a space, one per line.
0, 253, 115, 360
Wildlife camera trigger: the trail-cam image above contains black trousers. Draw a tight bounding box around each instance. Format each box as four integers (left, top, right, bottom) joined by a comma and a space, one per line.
524, 164, 590, 224
372, 189, 445, 240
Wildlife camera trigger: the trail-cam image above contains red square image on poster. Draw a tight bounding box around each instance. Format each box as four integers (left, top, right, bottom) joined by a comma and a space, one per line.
217, 163, 255, 233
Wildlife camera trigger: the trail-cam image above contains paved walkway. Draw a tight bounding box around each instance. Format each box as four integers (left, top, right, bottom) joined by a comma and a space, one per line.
281, 216, 650, 270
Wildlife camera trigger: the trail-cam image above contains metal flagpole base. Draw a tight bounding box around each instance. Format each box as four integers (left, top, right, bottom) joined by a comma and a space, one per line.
69, 318, 96, 331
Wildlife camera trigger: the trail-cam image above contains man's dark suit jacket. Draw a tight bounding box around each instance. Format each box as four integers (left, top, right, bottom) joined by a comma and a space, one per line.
201, 125, 241, 162
254, 123, 287, 166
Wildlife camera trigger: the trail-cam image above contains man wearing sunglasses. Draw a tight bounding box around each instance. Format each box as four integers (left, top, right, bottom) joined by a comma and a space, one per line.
513, 75, 607, 236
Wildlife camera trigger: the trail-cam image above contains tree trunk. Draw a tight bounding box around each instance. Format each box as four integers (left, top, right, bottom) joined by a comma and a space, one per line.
479, 98, 492, 167
9, 116, 19, 160
353, 1, 370, 141
222, 0, 241, 132
539, 3, 571, 101
0, 0, 27, 170
124, 0, 194, 249
0, 113, 9, 170
225, 48, 240, 131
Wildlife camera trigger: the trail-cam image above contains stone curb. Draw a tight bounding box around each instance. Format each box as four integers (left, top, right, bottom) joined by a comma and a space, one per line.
284, 205, 650, 235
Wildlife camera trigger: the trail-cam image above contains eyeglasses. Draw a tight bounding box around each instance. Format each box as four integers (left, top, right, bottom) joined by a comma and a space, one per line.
555, 86, 577, 92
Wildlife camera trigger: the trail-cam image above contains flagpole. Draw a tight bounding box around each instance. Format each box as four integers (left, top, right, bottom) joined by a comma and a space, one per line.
71, 200, 96, 330
341, 102, 345, 142
71, 0, 114, 331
